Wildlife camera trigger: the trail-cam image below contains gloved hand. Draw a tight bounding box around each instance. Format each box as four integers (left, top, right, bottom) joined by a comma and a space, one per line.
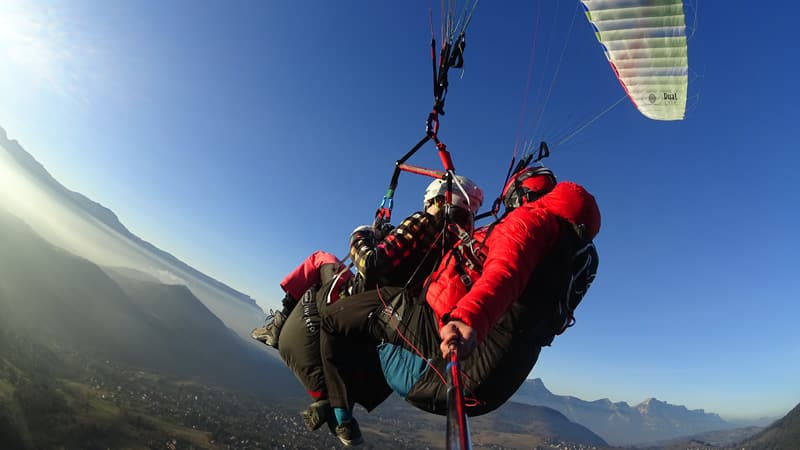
375, 222, 395, 240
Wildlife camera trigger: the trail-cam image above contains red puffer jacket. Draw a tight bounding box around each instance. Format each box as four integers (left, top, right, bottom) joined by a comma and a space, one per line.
425, 181, 601, 342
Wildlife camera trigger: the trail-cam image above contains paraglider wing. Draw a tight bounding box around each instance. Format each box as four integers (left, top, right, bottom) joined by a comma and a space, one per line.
581, 0, 688, 120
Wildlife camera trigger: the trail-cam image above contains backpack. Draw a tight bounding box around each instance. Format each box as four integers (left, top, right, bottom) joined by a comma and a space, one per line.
522, 219, 599, 347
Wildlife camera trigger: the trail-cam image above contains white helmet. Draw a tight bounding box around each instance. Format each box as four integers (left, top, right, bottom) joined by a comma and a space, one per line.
423, 174, 483, 215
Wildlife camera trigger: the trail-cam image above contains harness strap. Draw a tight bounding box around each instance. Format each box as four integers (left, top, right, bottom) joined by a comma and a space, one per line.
451, 247, 473, 288
446, 224, 486, 289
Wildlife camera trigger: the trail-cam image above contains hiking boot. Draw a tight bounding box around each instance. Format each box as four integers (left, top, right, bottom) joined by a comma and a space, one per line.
250, 309, 287, 348
334, 418, 364, 446
302, 399, 336, 433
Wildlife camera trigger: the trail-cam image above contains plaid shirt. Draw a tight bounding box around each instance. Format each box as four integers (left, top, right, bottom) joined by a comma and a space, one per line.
350, 211, 444, 290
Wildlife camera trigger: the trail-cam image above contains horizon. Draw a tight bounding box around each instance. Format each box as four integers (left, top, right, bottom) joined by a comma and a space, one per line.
1, 0, 798, 422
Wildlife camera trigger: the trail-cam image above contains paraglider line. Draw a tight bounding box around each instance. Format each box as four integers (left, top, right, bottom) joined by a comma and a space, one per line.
555, 94, 627, 148
531, 1, 581, 139
686, 0, 700, 42
512, 0, 542, 160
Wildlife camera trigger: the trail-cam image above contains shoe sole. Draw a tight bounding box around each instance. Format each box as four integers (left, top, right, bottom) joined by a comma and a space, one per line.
250, 328, 266, 341
250, 329, 278, 348
336, 420, 364, 446
338, 435, 364, 447
302, 403, 332, 432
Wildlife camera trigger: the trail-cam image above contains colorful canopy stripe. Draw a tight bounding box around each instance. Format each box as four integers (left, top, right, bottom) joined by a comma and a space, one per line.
581, 0, 688, 120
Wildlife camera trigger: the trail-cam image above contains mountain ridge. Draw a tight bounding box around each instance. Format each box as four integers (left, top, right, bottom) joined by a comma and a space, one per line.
512, 378, 742, 446
0, 206, 294, 396
0, 125, 256, 309
1, 125, 266, 336
737, 402, 800, 449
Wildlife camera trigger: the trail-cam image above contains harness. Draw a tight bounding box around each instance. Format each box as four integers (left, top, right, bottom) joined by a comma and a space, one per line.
555, 223, 598, 335
448, 224, 485, 289
521, 218, 598, 347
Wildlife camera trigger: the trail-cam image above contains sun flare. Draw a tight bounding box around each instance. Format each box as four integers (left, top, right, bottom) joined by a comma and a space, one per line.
0, 1, 58, 82
0, 0, 93, 103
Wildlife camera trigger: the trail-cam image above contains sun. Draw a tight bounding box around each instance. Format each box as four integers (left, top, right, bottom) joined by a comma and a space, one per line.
0, 0, 71, 94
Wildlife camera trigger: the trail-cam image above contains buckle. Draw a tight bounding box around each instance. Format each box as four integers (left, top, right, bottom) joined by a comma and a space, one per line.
459, 273, 472, 288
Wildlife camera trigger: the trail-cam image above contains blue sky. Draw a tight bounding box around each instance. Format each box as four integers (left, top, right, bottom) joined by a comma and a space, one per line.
1, 1, 797, 421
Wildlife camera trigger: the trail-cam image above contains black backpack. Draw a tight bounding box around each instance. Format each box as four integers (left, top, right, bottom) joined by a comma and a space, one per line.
521, 219, 599, 347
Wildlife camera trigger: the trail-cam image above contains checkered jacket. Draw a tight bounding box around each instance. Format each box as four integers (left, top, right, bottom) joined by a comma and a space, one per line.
350, 211, 444, 291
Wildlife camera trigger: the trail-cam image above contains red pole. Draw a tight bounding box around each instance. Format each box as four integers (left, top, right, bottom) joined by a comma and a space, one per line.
446, 346, 471, 450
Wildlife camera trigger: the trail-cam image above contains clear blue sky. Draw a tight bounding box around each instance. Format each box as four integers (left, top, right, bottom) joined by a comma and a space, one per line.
1, 1, 797, 421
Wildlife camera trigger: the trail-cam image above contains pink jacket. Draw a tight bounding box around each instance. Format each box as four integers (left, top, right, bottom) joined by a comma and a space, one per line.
280, 251, 352, 302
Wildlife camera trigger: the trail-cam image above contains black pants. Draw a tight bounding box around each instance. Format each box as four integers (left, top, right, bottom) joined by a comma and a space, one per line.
320, 287, 543, 416
278, 287, 326, 397
278, 266, 391, 411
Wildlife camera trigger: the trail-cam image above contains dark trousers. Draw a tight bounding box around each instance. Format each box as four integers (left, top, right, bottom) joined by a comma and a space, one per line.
320, 287, 543, 416
278, 287, 326, 397
278, 267, 391, 410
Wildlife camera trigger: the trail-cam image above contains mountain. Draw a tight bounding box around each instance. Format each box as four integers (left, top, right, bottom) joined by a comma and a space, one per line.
649, 426, 763, 449
358, 394, 610, 449
511, 378, 739, 446
0, 207, 297, 396
737, 402, 800, 449
471, 401, 609, 447
0, 125, 264, 336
